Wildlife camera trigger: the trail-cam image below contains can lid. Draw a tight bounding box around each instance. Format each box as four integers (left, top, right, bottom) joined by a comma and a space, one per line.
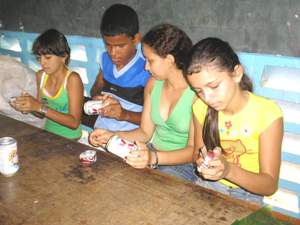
0, 137, 16, 145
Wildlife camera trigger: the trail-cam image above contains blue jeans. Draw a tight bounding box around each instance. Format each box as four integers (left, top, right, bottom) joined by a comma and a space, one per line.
157, 163, 198, 182
195, 176, 264, 205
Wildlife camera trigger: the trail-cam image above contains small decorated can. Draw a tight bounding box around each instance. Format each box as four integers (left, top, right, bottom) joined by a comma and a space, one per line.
106, 135, 138, 159
79, 150, 97, 166
0, 137, 19, 177
84, 100, 107, 115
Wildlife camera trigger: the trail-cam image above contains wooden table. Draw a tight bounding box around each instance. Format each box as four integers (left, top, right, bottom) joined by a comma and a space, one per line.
0, 114, 294, 225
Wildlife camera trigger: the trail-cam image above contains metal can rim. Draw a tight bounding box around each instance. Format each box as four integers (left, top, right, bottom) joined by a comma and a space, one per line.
105, 135, 117, 151
0, 137, 16, 145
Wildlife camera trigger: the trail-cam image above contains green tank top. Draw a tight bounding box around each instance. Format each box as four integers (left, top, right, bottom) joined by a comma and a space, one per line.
150, 80, 195, 151
40, 71, 82, 139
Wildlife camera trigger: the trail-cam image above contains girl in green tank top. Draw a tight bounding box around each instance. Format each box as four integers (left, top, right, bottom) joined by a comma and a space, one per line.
12, 29, 83, 139
40, 71, 82, 139
150, 79, 195, 151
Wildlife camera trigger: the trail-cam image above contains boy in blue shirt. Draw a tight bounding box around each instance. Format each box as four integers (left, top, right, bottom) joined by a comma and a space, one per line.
90, 4, 150, 131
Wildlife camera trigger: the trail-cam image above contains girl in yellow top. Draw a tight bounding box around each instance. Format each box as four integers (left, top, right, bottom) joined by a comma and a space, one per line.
12, 29, 83, 139
186, 38, 283, 204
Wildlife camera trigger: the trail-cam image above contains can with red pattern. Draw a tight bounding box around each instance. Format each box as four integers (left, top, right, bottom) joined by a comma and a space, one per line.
106, 135, 138, 159
83, 100, 107, 115
79, 150, 97, 166
199, 151, 214, 169
0, 137, 19, 176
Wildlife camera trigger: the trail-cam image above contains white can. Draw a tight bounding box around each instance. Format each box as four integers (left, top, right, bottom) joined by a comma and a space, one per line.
106, 135, 138, 159
0, 137, 19, 177
199, 151, 214, 169
79, 150, 97, 166
83, 100, 107, 115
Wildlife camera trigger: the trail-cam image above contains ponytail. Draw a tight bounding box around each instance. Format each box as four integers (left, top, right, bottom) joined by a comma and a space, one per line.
202, 107, 221, 151
240, 74, 253, 92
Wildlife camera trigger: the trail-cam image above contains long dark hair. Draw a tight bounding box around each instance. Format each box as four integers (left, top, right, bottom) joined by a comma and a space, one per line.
142, 23, 192, 71
186, 38, 253, 150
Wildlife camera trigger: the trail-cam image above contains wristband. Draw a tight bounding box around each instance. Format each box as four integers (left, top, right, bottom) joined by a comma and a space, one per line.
147, 143, 158, 169
39, 102, 48, 116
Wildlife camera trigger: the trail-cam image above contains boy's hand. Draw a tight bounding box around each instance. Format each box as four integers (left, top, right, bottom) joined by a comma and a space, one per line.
98, 95, 123, 120
92, 95, 105, 101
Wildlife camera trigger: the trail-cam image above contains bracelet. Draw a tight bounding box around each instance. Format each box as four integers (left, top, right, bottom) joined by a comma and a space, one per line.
147, 143, 158, 169
39, 103, 48, 116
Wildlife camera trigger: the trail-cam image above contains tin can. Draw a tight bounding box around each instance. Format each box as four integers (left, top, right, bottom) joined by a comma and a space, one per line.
79, 150, 97, 166
106, 135, 138, 159
84, 100, 107, 115
0, 137, 19, 177
199, 151, 214, 169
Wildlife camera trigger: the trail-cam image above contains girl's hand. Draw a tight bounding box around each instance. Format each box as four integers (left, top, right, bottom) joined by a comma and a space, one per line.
13, 93, 40, 113
125, 142, 150, 169
89, 128, 113, 147
197, 147, 230, 180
